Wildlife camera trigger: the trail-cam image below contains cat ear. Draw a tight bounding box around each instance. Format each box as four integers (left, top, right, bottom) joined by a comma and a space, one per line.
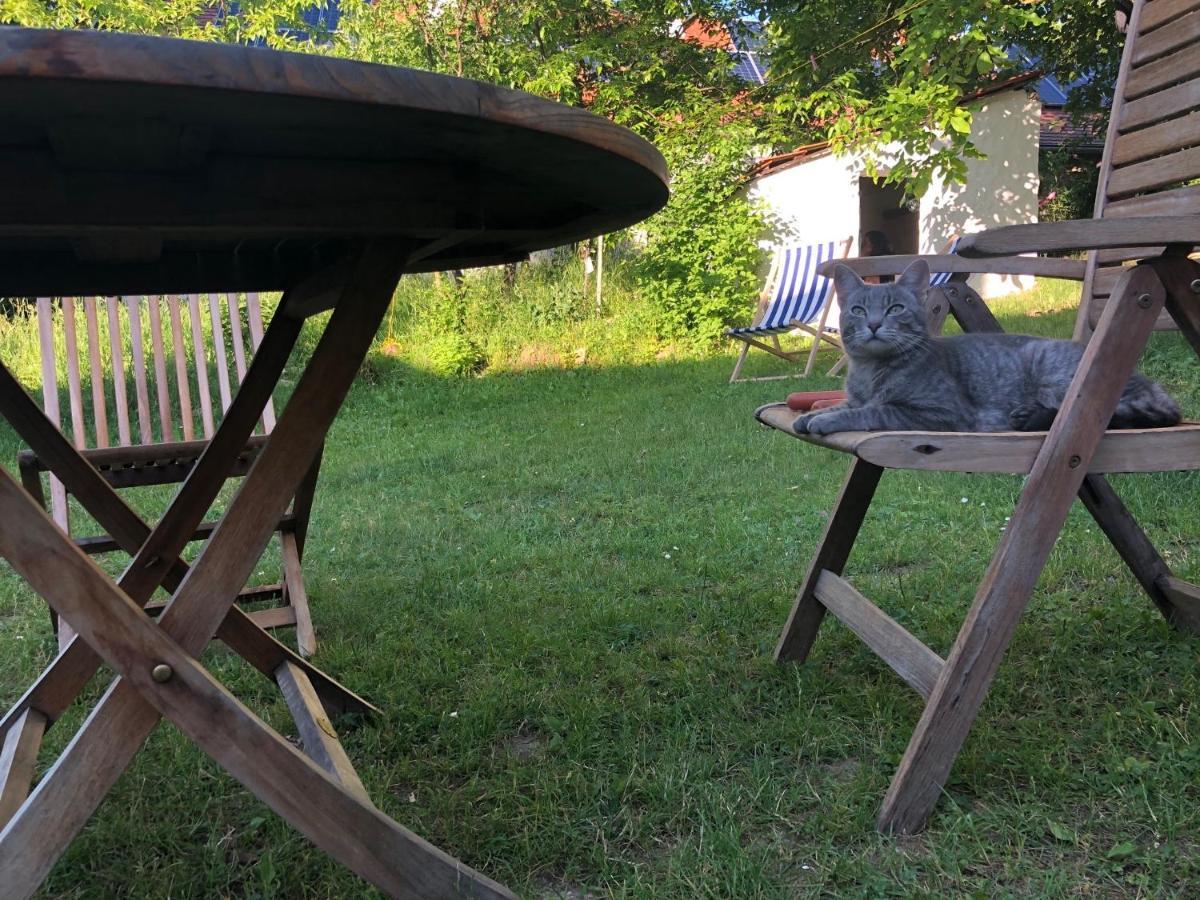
897, 259, 930, 300
831, 264, 864, 300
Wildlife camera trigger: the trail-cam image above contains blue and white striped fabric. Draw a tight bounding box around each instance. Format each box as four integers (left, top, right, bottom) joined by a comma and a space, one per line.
728, 241, 838, 337
929, 237, 961, 286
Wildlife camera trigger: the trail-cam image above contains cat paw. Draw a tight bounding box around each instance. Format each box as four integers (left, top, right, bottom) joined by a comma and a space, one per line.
1008, 403, 1055, 431
794, 412, 836, 435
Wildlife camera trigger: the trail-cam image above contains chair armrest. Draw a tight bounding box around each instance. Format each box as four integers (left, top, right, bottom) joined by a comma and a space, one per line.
817, 253, 1087, 281
957, 216, 1200, 257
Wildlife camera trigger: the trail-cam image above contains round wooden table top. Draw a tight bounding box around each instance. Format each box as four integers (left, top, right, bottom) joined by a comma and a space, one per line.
0, 27, 670, 296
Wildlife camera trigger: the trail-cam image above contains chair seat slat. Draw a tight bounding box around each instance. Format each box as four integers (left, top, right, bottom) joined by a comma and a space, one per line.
1139, 0, 1200, 33
146, 296, 175, 443
209, 293, 233, 414
1107, 143, 1200, 198
187, 294, 216, 438
755, 404, 1200, 474
1111, 111, 1200, 165
126, 298, 155, 444
82, 297, 108, 449
246, 293, 276, 433
166, 296, 195, 442
105, 298, 131, 446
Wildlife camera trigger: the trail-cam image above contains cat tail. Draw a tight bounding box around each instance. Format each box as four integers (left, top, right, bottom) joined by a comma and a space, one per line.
1109, 377, 1183, 429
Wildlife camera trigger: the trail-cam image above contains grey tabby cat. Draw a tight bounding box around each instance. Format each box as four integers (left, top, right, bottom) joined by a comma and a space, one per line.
793, 260, 1181, 436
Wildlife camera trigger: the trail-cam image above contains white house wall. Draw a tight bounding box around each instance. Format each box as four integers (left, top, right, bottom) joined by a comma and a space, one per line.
746, 151, 861, 252
921, 88, 1041, 298
747, 88, 1041, 300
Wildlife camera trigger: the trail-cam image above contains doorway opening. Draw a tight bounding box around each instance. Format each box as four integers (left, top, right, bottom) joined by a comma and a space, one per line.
858, 177, 918, 255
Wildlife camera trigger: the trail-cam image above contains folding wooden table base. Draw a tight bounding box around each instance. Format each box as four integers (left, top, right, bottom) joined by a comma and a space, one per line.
762, 256, 1200, 834
0, 241, 516, 899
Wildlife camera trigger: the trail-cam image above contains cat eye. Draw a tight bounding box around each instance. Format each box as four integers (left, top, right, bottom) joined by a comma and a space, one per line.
850, 305, 866, 316
887, 304, 905, 315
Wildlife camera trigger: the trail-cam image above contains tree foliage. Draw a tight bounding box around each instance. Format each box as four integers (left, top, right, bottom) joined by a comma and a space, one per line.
756, 0, 1120, 194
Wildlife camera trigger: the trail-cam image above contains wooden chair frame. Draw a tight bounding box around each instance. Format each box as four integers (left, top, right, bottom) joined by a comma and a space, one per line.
16, 293, 320, 657
759, 254, 1200, 833
755, 0, 1200, 833
729, 237, 854, 383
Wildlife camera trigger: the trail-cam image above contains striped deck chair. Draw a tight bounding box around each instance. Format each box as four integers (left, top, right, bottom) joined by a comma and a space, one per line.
17, 294, 322, 657
728, 237, 854, 383
928, 236, 962, 287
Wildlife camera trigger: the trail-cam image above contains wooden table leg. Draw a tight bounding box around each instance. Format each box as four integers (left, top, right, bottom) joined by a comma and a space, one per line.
0, 471, 512, 899
2, 241, 513, 897
876, 264, 1169, 833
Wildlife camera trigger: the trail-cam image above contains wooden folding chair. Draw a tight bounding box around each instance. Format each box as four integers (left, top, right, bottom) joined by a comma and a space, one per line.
754, 0, 1200, 833
728, 237, 854, 382
17, 294, 321, 657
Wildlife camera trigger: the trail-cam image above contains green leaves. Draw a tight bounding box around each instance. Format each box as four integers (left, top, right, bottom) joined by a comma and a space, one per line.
761, 0, 1117, 194
1048, 821, 1077, 843
1106, 841, 1137, 860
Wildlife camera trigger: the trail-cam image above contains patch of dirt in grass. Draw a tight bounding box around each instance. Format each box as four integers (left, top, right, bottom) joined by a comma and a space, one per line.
819, 757, 860, 780
531, 872, 601, 899
500, 723, 546, 760
894, 833, 933, 857
388, 783, 421, 805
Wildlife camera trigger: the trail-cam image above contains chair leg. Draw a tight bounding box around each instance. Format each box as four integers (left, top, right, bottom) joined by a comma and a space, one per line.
803, 331, 823, 377
776, 459, 883, 663
729, 341, 751, 383
876, 263, 1169, 834
281, 531, 316, 658
1079, 474, 1200, 634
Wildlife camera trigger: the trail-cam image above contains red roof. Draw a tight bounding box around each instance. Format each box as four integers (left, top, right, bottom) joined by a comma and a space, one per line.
679, 18, 734, 51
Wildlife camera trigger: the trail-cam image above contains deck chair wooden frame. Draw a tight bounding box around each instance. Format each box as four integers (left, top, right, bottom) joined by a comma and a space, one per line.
728, 237, 853, 383
754, 0, 1200, 834
17, 294, 321, 657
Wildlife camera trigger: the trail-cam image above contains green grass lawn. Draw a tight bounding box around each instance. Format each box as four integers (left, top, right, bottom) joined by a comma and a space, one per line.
1, 282, 1199, 897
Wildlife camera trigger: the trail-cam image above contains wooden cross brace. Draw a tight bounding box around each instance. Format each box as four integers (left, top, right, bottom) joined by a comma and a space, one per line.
0, 241, 514, 899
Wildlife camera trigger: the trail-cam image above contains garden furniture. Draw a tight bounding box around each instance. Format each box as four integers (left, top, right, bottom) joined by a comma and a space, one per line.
754, 0, 1200, 834
19, 292, 321, 656
0, 27, 667, 897
727, 236, 853, 382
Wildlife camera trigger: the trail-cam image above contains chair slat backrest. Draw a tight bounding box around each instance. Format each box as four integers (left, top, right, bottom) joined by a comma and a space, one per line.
760, 238, 852, 329
35, 294, 279, 527
1077, 0, 1200, 338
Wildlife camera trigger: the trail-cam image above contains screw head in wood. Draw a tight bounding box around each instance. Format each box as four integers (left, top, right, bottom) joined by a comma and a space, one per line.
1068, 455, 1082, 468
1191, 279, 1200, 294
1136, 293, 1152, 308
151, 663, 174, 683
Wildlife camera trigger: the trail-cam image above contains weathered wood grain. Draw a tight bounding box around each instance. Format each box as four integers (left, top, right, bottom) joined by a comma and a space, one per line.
813, 571, 945, 700
0, 709, 45, 829
276, 661, 368, 801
